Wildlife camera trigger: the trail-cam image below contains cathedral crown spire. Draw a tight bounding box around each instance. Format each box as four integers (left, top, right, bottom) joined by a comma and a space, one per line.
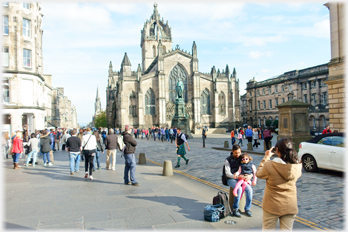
122, 52, 131, 66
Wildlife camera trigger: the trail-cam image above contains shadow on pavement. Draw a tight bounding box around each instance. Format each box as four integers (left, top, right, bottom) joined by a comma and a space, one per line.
4, 222, 35, 230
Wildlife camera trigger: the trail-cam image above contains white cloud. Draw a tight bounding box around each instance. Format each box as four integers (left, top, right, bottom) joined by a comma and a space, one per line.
249, 51, 272, 59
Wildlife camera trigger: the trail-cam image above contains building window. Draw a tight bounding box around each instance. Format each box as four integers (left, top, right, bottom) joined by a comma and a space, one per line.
3, 16, 9, 35
249, 91, 252, 97
268, 86, 272, 94
275, 98, 278, 106
258, 118, 261, 127
23, 3, 30, 9
269, 99, 272, 109
263, 100, 266, 110
289, 85, 292, 91
2, 84, 9, 103
281, 85, 284, 92
311, 93, 316, 106
274, 85, 278, 93
2, 2, 9, 6
288, 96, 293, 101
145, 89, 155, 115
302, 82, 307, 90
23, 18, 31, 37
129, 92, 137, 116
318, 79, 322, 87
249, 100, 252, 110
23, 49, 31, 67
218, 91, 225, 115
311, 81, 316, 89
258, 101, 260, 110
256, 90, 260, 96
262, 88, 265, 95
169, 64, 187, 103
321, 92, 327, 105
303, 94, 308, 103
3, 47, 9, 66
282, 98, 285, 103
264, 117, 266, 126
201, 89, 211, 115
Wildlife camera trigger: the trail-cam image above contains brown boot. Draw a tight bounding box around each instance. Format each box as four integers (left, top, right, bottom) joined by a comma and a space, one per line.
14, 163, 21, 169
13, 163, 16, 169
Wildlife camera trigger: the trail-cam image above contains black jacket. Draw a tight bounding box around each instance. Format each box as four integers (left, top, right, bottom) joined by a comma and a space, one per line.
40, 134, 52, 153
66, 136, 81, 152
122, 131, 137, 154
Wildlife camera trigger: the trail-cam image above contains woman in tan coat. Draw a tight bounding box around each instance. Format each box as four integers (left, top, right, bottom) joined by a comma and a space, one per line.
256, 138, 302, 230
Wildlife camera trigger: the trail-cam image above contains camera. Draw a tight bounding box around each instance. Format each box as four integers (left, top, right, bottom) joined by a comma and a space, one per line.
271, 147, 276, 153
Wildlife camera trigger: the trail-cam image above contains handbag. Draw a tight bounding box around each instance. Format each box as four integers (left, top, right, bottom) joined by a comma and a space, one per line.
82, 134, 92, 155
204, 204, 225, 222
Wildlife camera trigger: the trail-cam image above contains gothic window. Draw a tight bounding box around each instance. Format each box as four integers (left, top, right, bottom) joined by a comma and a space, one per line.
129, 92, 137, 117
145, 89, 155, 115
201, 89, 210, 115
153, 45, 156, 57
169, 64, 188, 103
218, 92, 225, 115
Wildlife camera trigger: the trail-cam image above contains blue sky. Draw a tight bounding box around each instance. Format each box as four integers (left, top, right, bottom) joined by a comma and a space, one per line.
41, 1, 331, 126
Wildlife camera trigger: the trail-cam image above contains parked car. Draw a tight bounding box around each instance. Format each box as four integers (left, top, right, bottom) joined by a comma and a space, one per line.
298, 133, 345, 172
275, 128, 278, 134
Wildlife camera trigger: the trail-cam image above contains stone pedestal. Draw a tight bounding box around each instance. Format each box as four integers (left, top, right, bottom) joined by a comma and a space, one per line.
163, 160, 173, 176
276, 100, 313, 152
172, 98, 193, 138
224, 141, 229, 148
138, 153, 146, 164
247, 142, 253, 150
229, 187, 246, 212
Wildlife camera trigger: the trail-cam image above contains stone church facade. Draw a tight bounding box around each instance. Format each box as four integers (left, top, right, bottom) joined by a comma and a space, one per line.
106, 4, 240, 132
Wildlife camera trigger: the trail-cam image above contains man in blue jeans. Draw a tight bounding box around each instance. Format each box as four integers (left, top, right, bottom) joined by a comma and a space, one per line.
225, 144, 253, 217
122, 125, 139, 186
66, 129, 81, 175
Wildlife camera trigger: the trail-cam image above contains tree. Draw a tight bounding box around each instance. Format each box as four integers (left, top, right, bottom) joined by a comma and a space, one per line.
273, 120, 279, 128
266, 120, 272, 128
94, 111, 107, 128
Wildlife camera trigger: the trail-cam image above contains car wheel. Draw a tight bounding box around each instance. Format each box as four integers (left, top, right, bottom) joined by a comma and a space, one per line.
302, 155, 318, 172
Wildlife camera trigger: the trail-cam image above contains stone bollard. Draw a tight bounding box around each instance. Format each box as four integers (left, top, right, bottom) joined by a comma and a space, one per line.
247, 142, 253, 150
229, 187, 246, 212
138, 153, 147, 164
163, 160, 173, 176
224, 141, 229, 148
264, 140, 272, 151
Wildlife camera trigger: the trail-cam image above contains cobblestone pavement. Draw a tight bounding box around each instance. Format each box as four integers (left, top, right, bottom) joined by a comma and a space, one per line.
136, 133, 345, 230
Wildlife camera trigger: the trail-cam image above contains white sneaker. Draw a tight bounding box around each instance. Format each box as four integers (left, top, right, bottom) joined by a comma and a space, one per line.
89, 176, 93, 180
43, 163, 47, 166
48, 163, 53, 166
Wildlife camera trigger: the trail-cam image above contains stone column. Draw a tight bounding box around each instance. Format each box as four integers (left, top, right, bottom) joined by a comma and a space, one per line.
10, 112, 22, 133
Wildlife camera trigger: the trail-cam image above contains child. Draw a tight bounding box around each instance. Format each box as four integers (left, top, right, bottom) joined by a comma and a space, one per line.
233, 153, 257, 198
238, 132, 243, 146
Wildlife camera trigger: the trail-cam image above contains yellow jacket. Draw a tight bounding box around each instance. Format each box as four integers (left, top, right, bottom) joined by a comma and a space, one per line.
256, 156, 302, 216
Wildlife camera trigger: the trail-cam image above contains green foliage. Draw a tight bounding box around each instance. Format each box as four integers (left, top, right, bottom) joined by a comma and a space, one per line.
273, 120, 279, 128
266, 120, 272, 127
94, 111, 107, 128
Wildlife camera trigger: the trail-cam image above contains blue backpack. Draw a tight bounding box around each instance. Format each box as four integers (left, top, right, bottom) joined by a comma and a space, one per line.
204, 204, 225, 222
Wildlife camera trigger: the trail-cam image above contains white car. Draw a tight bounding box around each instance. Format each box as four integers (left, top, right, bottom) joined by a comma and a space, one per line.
298, 133, 345, 172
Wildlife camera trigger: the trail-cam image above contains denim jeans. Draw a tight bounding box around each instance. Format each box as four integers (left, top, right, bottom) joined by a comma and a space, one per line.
124, 153, 137, 184
12, 153, 20, 163
227, 178, 253, 211
232, 137, 236, 145
93, 149, 101, 169
26, 150, 38, 166
69, 152, 80, 172
42, 152, 51, 163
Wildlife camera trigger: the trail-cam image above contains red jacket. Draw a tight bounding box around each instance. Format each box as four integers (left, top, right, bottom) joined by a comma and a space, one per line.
322, 129, 332, 134
11, 137, 23, 154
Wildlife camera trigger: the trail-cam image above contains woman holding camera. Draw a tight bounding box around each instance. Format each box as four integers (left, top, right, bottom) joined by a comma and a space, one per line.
256, 138, 302, 230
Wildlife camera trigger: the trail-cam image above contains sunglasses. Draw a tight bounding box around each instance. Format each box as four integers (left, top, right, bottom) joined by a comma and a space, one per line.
242, 158, 249, 161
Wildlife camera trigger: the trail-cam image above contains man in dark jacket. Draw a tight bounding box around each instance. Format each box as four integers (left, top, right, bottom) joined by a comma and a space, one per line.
66, 129, 81, 174
105, 128, 119, 171
122, 125, 139, 186
40, 130, 52, 166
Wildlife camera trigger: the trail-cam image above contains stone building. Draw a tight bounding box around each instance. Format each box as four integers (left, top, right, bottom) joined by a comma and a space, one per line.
245, 63, 329, 131
2, 2, 78, 133
324, 2, 345, 133
106, 4, 240, 131
240, 93, 247, 125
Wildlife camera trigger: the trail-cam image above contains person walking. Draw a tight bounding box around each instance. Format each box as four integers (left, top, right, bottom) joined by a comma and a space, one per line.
245, 126, 253, 144
238, 132, 243, 146
25, 133, 39, 167
263, 128, 273, 150
169, 127, 174, 143
160, 127, 165, 142
252, 128, 259, 148
60, 130, 71, 151
256, 138, 302, 230
105, 128, 119, 171
66, 129, 81, 174
78, 129, 85, 161
40, 130, 52, 166
11, 131, 23, 169
174, 128, 190, 168
82, 128, 97, 180
231, 129, 235, 146
225, 144, 253, 217
93, 130, 104, 171
122, 125, 139, 186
